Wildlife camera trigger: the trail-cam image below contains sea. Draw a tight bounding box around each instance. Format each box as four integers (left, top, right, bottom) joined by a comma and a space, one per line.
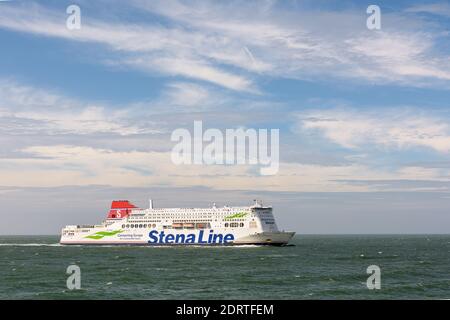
0, 235, 449, 299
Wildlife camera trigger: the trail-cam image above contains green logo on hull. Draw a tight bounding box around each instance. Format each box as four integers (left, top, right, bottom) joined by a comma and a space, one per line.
85, 230, 123, 240
224, 212, 248, 220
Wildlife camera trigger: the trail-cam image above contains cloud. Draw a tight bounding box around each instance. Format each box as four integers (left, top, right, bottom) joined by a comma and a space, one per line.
163, 82, 212, 107
0, 80, 160, 136
1, 2, 450, 195
1, 80, 449, 193
1, 144, 448, 192
406, 3, 450, 17
0, 77, 281, 163
345, 32, 450, 81
135, 0, 450, 86
297, 108, 450, 153
1, 1, 449, 91
0, 2, 255, 92
126, 56, 256, 92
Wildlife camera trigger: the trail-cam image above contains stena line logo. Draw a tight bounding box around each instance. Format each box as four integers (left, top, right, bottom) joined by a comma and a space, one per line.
148, 230, 234, 244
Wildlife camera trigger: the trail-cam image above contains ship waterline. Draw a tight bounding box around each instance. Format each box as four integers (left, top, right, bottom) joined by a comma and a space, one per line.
60, 199, 295, 246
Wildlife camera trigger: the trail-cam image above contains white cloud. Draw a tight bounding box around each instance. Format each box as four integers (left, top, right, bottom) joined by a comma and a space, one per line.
0, 80, 159, 135
406, 3, 450, 17
0, 144, 448, 192
346, 32, 450, 81
0, 3, 255, 92
127, 56, 256, 92
136, 0, 450, 86
0, 1, 449, 90
163, 82, 211, 107
298, 108, 450, 153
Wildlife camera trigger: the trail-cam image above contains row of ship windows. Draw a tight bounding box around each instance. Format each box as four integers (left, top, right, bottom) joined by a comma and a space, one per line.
131, 216, 245, 219
140, 209, 250, 212
173, 219, 213, 222
128, 219, 246, 223
122, 224, 157, 229
224, 223, 245, 228
131, 217, 214, 220
157, 215, 238, 219
121, 223, 247, 228
132, 212, 252, 216
128, 220, 214, 223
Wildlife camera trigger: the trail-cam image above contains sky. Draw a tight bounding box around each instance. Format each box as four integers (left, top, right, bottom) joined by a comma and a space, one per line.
0, 0, 450, 234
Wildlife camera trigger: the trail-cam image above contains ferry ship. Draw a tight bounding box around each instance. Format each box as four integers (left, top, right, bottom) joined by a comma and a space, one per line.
60, 199, 295, 246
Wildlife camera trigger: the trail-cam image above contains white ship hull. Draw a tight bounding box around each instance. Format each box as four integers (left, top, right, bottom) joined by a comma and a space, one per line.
60, 230, 295, 246
60, 199, 295, 246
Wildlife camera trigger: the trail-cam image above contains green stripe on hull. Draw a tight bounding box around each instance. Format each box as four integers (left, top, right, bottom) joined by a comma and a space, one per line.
224, 212, 248, 220
85, 230, 123, 240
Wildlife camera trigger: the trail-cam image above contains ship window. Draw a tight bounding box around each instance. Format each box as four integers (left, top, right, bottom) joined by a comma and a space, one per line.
225, 223, 229, 227
139, 224, 143, 228
240, 223, 244, 227
144, 224, 147, 228
131, 224, 134, 228
122, 224, 125, 228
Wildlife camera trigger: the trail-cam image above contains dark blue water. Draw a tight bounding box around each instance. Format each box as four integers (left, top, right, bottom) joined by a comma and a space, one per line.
0, 235, 449, 299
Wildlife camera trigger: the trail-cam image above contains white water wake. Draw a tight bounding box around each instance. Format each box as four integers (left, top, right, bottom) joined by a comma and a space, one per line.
0, 243, 263, 248
0, 243, 62, 247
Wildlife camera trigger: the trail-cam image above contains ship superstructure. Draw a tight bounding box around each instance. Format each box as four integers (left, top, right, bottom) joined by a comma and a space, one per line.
60, 199, 295, 246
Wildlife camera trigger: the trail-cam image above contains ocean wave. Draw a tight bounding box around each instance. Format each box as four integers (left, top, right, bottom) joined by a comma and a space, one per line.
0, 243, 62, 247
